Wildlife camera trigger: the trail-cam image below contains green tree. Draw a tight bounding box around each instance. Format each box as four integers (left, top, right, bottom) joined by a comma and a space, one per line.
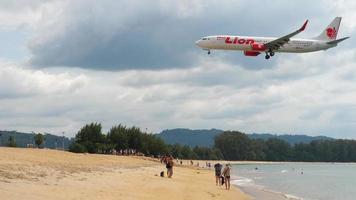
249, 139, 267, 160
34, 133, 44, 148
106, 124, 168, 156
107, 124, 129, 150
169, 144, 183, 158
142, 134, 168, 156
180, 145, 196, 159
265, 138, 292, 161
127, 126, 143, 151
69, 142, 87, 153
214, 131, 251, 160
74, 122, 105, 153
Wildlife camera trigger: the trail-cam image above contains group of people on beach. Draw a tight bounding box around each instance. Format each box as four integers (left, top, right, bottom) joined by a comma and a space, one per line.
159, 155, 232, 191
214, 163, 231, 190
112, 149, 144, 156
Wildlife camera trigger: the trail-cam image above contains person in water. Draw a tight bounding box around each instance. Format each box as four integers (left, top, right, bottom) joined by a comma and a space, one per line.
222, 164, 231, 190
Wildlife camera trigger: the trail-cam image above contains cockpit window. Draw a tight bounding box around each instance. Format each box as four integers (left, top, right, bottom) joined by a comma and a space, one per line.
202, 38, 208, 40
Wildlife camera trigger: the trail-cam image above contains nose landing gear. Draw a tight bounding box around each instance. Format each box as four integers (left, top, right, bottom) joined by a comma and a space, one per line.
203, 49, 211, 55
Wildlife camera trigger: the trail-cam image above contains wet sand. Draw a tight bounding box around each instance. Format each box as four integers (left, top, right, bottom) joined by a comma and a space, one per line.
239, 186, 289, 200
179, 160, 289, 200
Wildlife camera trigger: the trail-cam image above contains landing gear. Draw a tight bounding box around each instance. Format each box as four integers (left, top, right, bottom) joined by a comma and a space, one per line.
265, 50, 274, 59
203, 49, 211, 55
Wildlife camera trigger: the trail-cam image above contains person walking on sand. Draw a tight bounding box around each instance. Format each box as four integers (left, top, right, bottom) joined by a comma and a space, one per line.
166, 155, 174, 178
214, 163, 223, 186
222, 164, 231, 190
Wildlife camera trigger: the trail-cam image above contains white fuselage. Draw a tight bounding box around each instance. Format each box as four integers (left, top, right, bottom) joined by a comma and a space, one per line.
195, 35, 336, 53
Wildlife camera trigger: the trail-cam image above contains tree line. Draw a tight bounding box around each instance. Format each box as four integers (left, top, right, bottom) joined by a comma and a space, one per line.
69, 123, 356, 162
215, 131, 356, 162
69, 123, 224, 159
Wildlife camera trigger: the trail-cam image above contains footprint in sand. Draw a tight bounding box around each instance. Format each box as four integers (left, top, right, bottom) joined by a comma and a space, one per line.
207, 191, 216, 198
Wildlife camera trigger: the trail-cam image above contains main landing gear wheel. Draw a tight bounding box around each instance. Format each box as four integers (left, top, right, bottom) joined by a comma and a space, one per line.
265, 54, 270, 59
208, 50, 211, 55
270, 52, 275, 57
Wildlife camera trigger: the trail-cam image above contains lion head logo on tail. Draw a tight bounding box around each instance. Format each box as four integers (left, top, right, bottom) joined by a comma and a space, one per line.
326, 27, 337, 39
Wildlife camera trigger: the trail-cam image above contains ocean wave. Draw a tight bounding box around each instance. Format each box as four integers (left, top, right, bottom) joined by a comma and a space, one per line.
232, 176, 304, 200
231, 177, 254, 186
284, 193, 303, 200
260, 188, 304, 200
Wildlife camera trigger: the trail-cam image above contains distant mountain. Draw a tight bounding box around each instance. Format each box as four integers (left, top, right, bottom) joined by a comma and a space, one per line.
156, 129, 334, 147
0, 130, 72, 149
248, 133, 334, 145
157, 128, 223, 147
1, 129, 334, 149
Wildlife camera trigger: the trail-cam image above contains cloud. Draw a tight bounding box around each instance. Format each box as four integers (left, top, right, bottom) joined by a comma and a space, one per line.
0, 0, 60, 30
26, 0, 338, 70
28, 0, 205, 70
2, 48, 356, 138
0, 61, 88, 99
1, 0, 356, 139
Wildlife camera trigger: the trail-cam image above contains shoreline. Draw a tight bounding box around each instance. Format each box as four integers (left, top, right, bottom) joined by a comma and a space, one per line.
176, 160, 284, 200
178, 160, 293, 200
238, 185, 292, 200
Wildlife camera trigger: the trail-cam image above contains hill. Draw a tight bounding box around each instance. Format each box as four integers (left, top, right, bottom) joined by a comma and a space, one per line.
0, 130, 72, 149
157, 128, 223, 147
156, 129, 334, 147
248, 133, 333, 145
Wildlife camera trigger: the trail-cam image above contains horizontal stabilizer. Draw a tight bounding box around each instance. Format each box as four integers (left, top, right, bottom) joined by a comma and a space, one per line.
327, 36, 350, 45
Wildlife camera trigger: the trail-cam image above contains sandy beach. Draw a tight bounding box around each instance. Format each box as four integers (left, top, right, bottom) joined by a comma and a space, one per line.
0, 147, 251, 200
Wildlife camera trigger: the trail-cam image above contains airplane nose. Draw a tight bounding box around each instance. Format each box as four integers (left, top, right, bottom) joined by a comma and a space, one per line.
195, 40, 201, 47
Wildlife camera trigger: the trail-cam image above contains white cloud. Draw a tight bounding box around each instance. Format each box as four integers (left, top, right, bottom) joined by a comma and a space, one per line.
2, 45, 356, 138
0, 0, 356, 139
0, 61, 88, 98
327, 0, 356, 32
0, 0, 61, 30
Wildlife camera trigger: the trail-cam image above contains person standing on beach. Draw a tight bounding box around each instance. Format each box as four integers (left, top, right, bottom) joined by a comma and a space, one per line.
166, 155, 174, 178
214, 163, 223, 186
222, 164, 231, 190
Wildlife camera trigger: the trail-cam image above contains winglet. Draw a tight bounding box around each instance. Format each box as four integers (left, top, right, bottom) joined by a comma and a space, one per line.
299, 20, 308, 31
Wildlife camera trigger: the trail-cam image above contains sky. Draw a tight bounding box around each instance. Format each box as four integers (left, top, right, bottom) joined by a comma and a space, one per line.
0, 0, 356, 138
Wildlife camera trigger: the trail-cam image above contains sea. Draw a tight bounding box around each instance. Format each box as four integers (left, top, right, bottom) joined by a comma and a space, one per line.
231, 162, 356, 200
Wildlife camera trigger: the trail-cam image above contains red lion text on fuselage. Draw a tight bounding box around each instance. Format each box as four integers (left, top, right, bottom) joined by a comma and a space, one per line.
224, 37, 255, 45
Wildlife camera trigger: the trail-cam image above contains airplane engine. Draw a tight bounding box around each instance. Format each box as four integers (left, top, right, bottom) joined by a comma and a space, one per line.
251, 43, 266, 51
244, 51, 261, 56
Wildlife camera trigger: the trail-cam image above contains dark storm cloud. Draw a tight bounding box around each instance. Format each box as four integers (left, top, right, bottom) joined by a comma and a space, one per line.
28, 0, 330, 70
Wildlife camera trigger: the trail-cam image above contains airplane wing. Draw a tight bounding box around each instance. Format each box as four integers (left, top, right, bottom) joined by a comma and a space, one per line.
264, 20, 308, 51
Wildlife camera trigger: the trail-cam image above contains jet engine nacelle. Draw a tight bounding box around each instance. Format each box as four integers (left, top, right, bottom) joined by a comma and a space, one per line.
244, 51, 261, 56
251, 43, 266, 51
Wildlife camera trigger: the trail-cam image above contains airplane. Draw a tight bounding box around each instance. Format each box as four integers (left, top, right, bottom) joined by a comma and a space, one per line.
195, 17, 349, 59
